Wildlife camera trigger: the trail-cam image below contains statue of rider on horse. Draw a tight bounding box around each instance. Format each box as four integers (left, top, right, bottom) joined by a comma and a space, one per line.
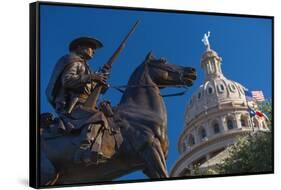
40, 21, 197, 185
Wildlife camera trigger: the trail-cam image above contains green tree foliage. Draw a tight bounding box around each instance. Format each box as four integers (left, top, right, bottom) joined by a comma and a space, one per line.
217, 132, 272, 174
190, 100, 273, 176
217, 100, 273, 174
191, 164, 219, 176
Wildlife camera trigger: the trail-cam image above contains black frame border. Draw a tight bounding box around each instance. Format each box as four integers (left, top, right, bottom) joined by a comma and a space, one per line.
30, 2, 41, 188
29, 1, 274, 189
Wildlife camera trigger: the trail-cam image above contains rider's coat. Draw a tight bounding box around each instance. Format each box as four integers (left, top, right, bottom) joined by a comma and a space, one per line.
46, 52, 108, 130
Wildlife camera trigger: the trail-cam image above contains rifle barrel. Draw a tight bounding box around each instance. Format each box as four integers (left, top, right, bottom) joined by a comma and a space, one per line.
84, 20, 140, 110
105, 20, 140, 69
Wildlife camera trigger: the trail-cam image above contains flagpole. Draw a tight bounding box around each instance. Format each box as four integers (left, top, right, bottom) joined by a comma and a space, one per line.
248, 103, 255, 133
245, 89, 255, 133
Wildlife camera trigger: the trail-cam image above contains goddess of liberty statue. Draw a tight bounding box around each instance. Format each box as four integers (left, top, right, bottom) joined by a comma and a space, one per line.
202, 31, 211, 50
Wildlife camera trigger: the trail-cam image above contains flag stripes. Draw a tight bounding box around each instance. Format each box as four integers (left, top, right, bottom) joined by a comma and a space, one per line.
251, 91, 265, 102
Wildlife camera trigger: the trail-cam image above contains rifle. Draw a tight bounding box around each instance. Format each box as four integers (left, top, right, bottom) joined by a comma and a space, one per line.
84, 20, 140, 110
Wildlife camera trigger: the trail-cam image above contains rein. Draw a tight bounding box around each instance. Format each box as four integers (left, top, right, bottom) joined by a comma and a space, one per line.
106, 59, 192, 98
109, 84, 189, 98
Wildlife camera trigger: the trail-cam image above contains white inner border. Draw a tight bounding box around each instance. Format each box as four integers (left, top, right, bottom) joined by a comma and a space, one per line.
0, 0, 278, 190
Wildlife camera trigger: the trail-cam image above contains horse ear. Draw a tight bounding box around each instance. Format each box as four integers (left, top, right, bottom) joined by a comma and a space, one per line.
145, 51, 155, 63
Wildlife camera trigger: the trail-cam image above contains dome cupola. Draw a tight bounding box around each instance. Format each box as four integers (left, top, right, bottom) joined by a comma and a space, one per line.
185, 32, 247, 124
201, 31, 223, 81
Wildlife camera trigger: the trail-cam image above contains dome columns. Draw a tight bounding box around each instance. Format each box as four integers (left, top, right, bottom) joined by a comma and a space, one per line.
201, 50, 224, 81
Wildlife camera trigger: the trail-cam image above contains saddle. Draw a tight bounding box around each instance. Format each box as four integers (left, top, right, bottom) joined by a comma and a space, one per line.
40, 102, 123, 160
97, 101, 123, 159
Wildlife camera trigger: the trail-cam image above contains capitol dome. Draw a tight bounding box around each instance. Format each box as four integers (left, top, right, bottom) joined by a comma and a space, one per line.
170, 33, 269, 177
185, 48, 248, 124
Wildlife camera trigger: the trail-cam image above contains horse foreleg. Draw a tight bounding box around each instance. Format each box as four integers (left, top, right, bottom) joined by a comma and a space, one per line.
141, 137, 169, 178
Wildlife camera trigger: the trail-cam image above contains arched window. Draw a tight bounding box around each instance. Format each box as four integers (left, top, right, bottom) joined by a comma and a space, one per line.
198, 92, 201, 99
208, 87, 213, 94
241, 118, 246, 127
229, 83, 237, 92
227, 119, 234, 130
182, 144, 186, 152
217, 84, 225, 93
183, 138, 188, 151
207, 60, 214, 74
189, 134, 195, 146
253, 119, 259, 128
238, 86, 245, 95
240, 116, 248, 127
199, 128, 207, 139
213, 123, 220, 134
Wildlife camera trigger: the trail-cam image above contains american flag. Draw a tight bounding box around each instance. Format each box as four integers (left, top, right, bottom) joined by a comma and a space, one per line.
251, 91, 265, 102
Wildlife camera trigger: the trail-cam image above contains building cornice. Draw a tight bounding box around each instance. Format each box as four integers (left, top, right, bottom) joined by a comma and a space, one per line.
178, 102, 249, 151
171, 129, 252, 176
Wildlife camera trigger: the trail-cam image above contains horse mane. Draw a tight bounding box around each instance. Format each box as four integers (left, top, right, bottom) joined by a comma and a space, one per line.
127, 52, 155, 85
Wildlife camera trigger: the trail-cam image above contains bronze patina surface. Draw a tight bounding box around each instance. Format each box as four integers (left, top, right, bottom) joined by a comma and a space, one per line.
41, 32, 196, 185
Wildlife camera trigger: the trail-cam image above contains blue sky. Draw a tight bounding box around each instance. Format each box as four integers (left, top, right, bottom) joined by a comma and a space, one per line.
40, 4, 272, 181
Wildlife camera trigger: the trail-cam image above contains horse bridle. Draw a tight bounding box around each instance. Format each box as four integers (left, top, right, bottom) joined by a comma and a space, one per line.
109, 60, 190, 97
147, 59, 187, 86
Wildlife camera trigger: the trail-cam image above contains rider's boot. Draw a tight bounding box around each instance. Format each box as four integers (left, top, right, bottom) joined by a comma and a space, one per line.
73, 123, 105, 165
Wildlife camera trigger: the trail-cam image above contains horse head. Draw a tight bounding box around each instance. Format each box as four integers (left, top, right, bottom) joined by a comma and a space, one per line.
144, 52, 197, 88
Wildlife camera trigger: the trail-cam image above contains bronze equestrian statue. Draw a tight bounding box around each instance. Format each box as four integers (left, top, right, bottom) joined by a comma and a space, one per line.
40, 23, 196, 185
41, 51, 196, 185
